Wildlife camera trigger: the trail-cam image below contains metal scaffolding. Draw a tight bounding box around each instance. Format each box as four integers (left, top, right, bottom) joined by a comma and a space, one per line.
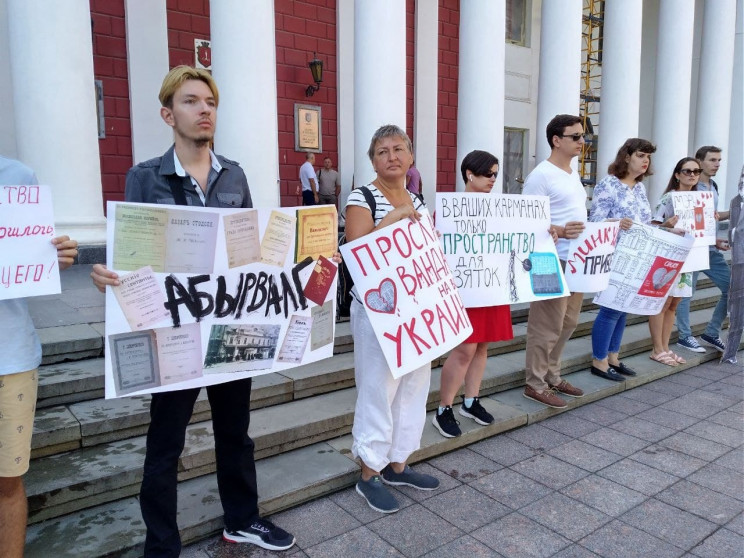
580, 0, 604, 185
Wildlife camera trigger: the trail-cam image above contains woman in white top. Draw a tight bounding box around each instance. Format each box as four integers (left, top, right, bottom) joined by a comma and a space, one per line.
344, 124, 438, 514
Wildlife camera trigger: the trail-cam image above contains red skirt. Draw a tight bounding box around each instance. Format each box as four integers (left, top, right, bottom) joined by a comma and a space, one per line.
464, 305, 513, 344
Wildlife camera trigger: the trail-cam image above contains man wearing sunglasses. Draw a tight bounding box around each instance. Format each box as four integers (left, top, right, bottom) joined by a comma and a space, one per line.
676, 146, 731, 354
522, 114, 588, 409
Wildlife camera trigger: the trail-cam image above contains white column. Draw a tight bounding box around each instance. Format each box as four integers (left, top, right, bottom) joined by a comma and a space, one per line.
650, 0, 695, 202
456, 0, 505, 192
7, 0, 106, 244
0, 0, 17, 158
597, 0, 643, 177
354, 0, 407, 186
211, 0, 280, 208
414, 0, 439, 201
535, 0, 583, 163
694, 0, 737, 204
125, 0, 171, 164
337, 0, 354, 208
726, 0, 743, 203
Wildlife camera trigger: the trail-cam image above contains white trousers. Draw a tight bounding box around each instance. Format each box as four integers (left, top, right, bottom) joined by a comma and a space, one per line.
350, 300, 431, 472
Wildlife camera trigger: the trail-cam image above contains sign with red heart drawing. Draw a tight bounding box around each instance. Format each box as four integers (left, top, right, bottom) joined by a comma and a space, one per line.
593, 223, 694, 315
340, 208, 473, 378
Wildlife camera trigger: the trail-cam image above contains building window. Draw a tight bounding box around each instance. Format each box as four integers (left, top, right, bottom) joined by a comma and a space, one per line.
506, 0, 528, 46
503, 128, 527, 194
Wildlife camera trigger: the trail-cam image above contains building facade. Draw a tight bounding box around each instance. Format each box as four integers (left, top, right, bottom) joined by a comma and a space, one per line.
1, 0, 741, 247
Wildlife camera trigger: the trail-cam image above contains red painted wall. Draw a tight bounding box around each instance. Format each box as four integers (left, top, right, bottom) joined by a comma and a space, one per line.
275, 0, 338, 207
437, 0, 459, 193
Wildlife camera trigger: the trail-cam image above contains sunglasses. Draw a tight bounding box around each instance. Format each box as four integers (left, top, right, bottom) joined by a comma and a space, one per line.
481, 171, 499, 178
679, 168, 702, 176
560, 133, 588, 142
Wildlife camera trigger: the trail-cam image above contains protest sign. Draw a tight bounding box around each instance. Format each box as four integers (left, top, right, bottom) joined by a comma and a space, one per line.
0, 185, 60, 300
339, 208, 472, 378
564, 221, 620, 293
435, 193, 569, 307
669, 191, 715, 273
104, 201, 338, 399
593, 224, 694, 315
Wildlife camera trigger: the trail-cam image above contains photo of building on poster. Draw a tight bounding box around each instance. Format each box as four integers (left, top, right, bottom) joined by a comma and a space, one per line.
435, 193, 569, 307
593, 224, 694, 315
104, 201, 338, 399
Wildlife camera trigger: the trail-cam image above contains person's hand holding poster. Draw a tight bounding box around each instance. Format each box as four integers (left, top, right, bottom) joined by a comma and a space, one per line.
339, 208, 472, 378
435, 193, 568, 307
593, 223, 694, 315
564, 221, 620, 293
0, 185, 61, 300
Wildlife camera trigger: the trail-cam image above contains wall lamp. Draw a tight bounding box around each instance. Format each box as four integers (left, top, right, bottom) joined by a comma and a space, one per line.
305, 53, 323, 97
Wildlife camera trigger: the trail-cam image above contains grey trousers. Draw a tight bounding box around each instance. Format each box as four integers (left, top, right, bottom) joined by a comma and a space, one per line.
721, 263, 743, 364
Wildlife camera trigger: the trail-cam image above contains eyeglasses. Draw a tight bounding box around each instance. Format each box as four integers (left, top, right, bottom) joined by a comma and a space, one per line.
560, 133, 588, 142
679, 168, 703, 176
481, 171, 499, 178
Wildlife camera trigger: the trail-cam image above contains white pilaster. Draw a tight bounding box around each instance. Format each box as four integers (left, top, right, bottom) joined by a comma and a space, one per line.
727, 0, 744, 204
125, 0, 171, 164
650, 0, 695, 202
414, 0, 438, 201
0, 0, 17, 158
7, 0, 106, 244
354, 0, 407, 186
211, 0, 280, 208
535, 0, 582, 164
456, 0, 505, 192
597, 0, 643, 176
337, 0, 354, 208
694, 0, 737, 204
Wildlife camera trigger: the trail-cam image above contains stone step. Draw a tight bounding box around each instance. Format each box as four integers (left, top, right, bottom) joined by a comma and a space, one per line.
24, 346, 731, 558
24, 305, 723, 524
30, 290, 722, 459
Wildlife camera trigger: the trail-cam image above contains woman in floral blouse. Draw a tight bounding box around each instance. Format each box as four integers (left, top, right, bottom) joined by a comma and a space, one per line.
648, 157, 701, 366
588, 138, 657, 382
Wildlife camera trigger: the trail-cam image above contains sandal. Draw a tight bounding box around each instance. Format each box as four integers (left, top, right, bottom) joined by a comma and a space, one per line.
649, 351, 679, 367
671, 352, 686, 364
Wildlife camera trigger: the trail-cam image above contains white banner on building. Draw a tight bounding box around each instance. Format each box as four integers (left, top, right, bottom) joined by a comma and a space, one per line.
435, 193, 569, 307
0, 185, 61, 300
593, 224, 694, 315
104, 201, 338, 398
339, 209, 472, 378
564, 221, 620, 293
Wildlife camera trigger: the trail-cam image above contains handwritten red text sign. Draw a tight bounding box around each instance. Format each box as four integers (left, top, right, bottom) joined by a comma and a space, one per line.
340, 208, 473, 378
564, 221, 619, 293
0, 185, 60, 300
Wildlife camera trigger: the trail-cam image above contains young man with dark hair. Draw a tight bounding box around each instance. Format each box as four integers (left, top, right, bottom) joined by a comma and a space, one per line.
91, 66, 294, 556
522, 114, 587, 408
676, 145, 731, 354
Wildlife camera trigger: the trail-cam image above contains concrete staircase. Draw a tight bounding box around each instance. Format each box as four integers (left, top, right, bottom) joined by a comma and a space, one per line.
23, 265, 734, 557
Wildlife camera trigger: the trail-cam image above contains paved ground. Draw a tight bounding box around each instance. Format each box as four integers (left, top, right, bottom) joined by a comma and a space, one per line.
181, 356, 743, 558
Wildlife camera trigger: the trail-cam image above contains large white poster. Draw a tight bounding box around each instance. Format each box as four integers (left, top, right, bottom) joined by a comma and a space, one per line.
104, 201, 338, 399
0, 185, 61, 300
593, 224, 694, 315
435, 193, 569, 307
670, 191, 715, 273
339, 209, 472, 378
564, 221, 620, 293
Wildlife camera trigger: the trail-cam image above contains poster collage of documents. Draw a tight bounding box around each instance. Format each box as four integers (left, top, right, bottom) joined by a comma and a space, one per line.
104, 202, 338, 398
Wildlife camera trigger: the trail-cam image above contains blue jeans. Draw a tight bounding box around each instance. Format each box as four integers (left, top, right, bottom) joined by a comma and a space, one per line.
592, 306, 627, 360
676, 250, 730, 338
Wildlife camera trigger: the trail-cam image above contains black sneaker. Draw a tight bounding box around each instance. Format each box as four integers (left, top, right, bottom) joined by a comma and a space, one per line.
700, 334, 726, 353
432, 406, 461, 438
223, 517, 295, 550
459, 397, 494, 425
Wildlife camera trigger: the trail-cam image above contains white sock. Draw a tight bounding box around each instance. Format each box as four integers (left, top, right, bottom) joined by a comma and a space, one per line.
464, 397, 475, 408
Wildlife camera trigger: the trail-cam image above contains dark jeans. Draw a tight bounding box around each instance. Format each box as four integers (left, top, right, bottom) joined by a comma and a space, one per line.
140, 378, 258, 557
592, 306, 627, 360
302, 190, 316, 205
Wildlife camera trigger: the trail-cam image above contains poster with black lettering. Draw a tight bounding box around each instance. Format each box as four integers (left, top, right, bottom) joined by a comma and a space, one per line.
670, 191, 715, 273
593, 224, 694, 315
564, 221, 620, 293
0, 185, 61, 300
435, 193, 569, 307
339, 208, 473, 378
104, 201, 338, 399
